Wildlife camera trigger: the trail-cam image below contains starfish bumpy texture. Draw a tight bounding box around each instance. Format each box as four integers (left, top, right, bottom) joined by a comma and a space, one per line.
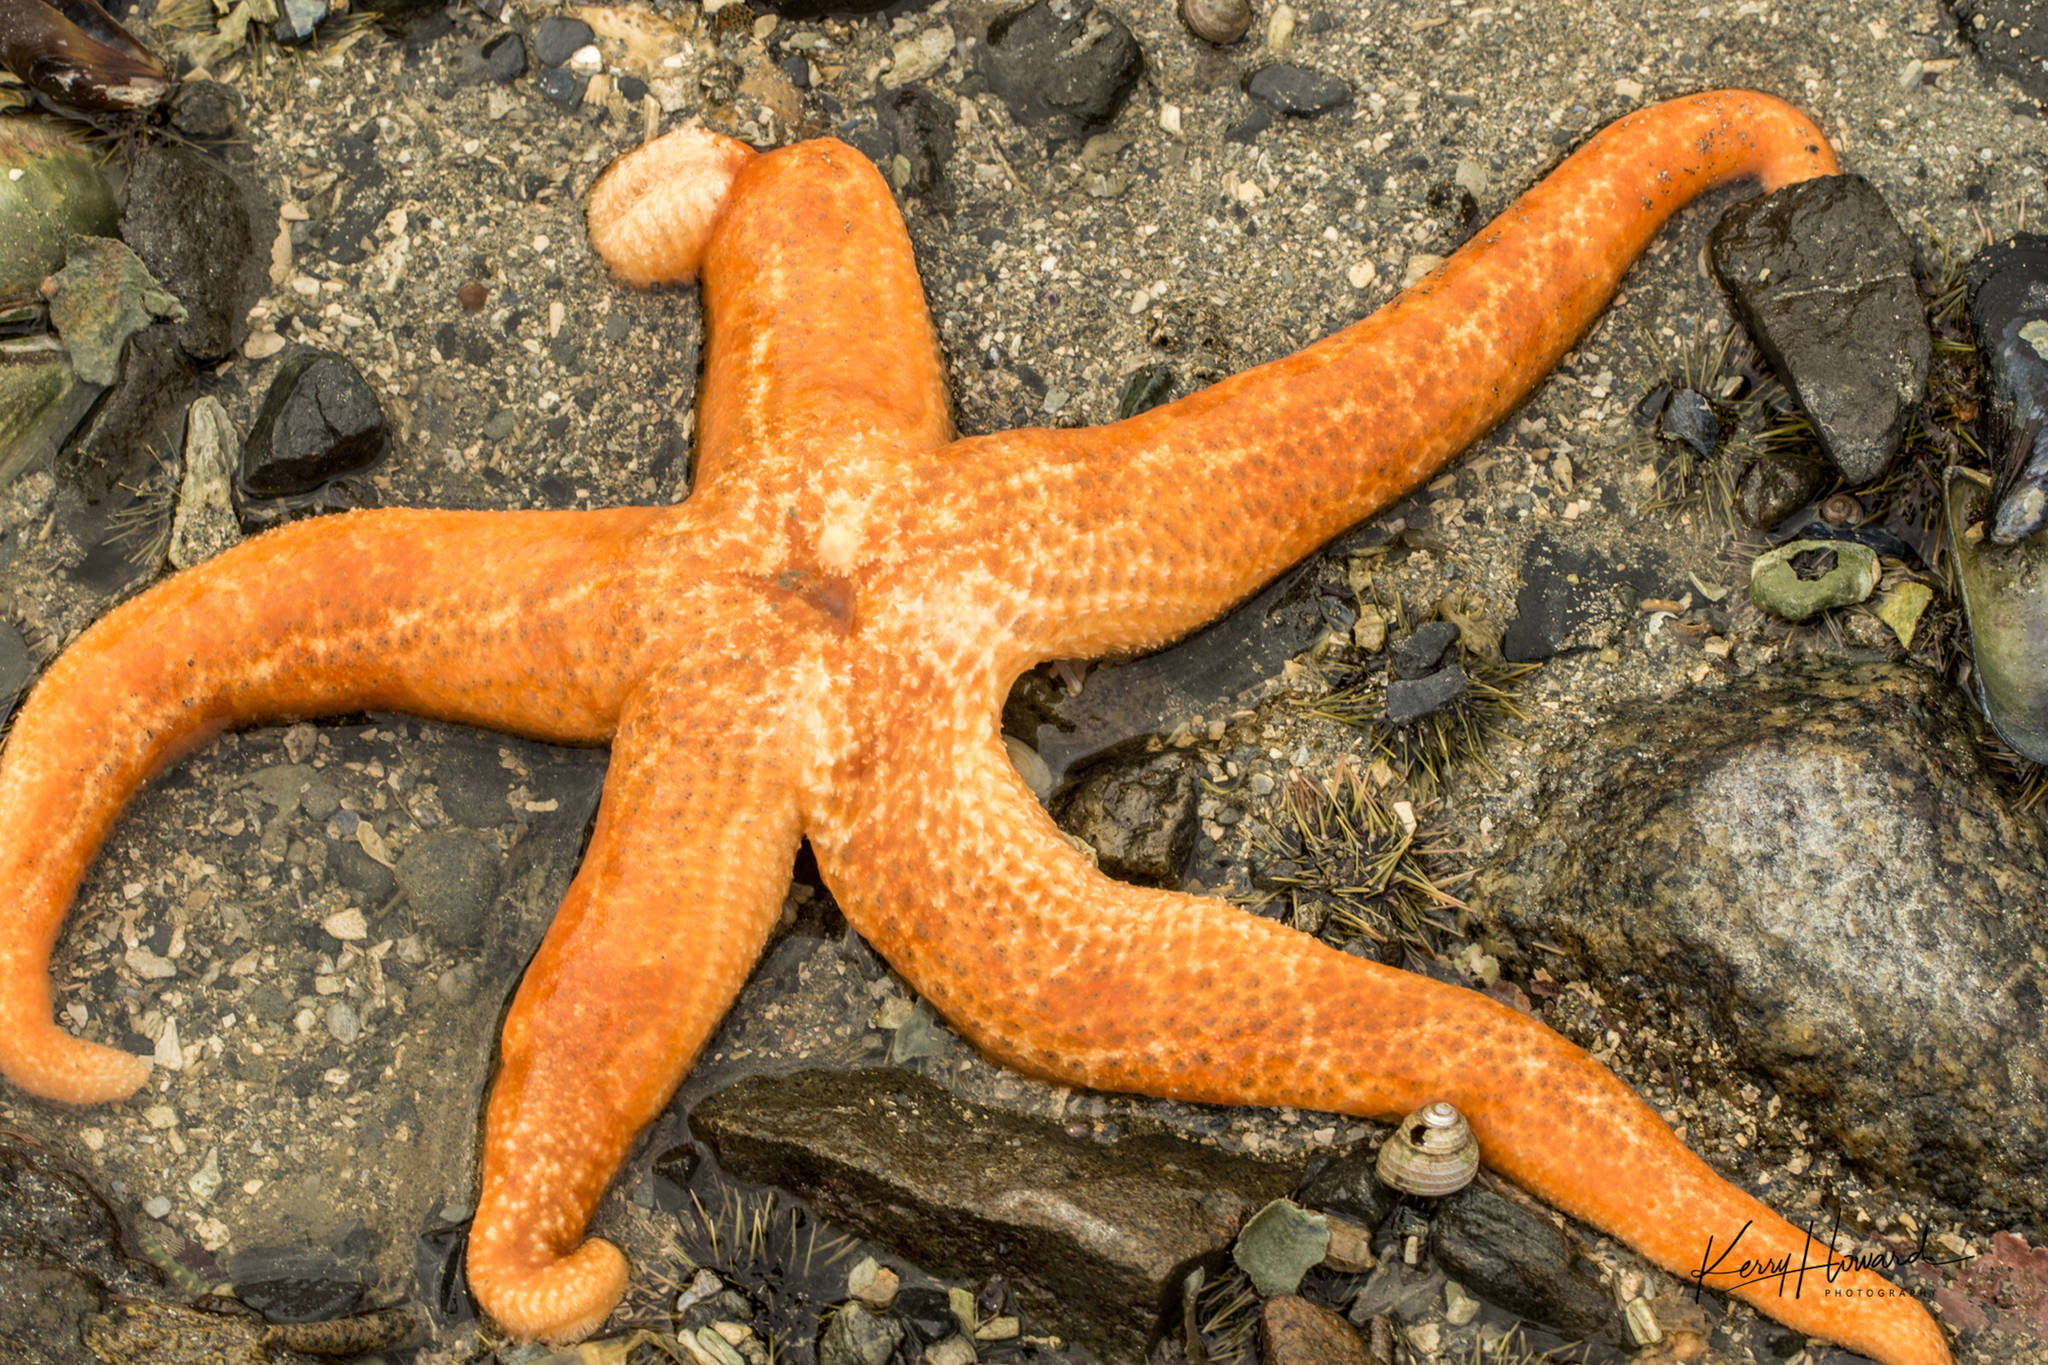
0, 91, 1952, 1364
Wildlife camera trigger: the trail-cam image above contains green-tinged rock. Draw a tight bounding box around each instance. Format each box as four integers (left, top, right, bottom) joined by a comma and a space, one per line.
1749, 538, 1878, 622
1874, 580, 1934, 650
1231, 1198, 1329, 1296
0, 118, 118, 298
44, 237, 187, 386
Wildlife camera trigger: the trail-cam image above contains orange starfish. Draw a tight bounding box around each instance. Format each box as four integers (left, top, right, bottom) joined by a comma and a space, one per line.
0, 91, 1952, 1364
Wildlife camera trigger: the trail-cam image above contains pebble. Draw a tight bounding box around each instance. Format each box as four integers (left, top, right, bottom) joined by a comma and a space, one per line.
538, 68, 588, 107
980, 0, 1143, 138
1259, 1295, 1371, 1365
166, 81, 240, 139
241, 349, 389, 498
325, 1002, 360, 1044
483, 31, 527, 82
531, 15, 595, 66
126, 944, 177, 979
322, 907, 369, 942
481, 408, 516, 442
274, 0, 327, 43
144, 1195, 172, 1218
458, 280, 488, 311
1385, 663, 1468, 722
922, 1337, 975, 1365
819, 1302, 904, 1365
1390, 621, 1460, 679
1244, 64, 1353, 115
436, 961, 480, 1007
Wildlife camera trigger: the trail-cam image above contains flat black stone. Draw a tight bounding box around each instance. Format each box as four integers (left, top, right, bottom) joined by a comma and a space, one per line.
1657, 386, 1719, 459
536, 66, 586, 107
1391, 620, 1461, 679
1385, 663, 1467, 722
1709, 174, 1928, 484
980, 0, 1144, 139
240, 348, 389, 498
482, 31, 527, 83
1244, 63, 1352, 115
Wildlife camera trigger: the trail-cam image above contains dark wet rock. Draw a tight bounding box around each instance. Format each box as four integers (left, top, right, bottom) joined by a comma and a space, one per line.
1709, 175, 1929, 484
240, 348, 389, 498
1733, 449, 1828, 529
1500, 532, 1671, 662
275, 0, 326, 42
843, 86, 957, 201
55, 323, 195, 519
0, 619, 31, 717
1428, 1186, 1615, 1340
691, 1068, 1301, 1355
1224, 106, 1273, 143
1657, 387, 1719, 459
1965, 234, 2048, 542
482, 30, 526, 82
1295, 1145, 1396, 1235
1955, 0, 2048, 103
820, 1303, 904, 1365
394, 831, 500, 950
530, 14, 593, 66
537, 66, 586, 107
1259, 1294, 1371, 1364
980, 0, 1144, 140
1385, 663, 1468, 722
1391, 621, 1461, 679
1244, 64, 1352, 115
229, 1245, 367, 1323
166, 79, 240, 138
680, 1288, 753, 1331
0, 1133, 161, 1308
894, 1287, 956, 1343
1051, 750, 1197, 887
1472, 662, 2048, 1225
1005, 558, 1330, 786
1117, 363, 1175, 417
331, 836, 398, 901
118, 144, 266, 365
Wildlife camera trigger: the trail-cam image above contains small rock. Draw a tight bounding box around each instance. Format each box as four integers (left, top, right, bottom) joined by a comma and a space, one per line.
1709, 175, 1929, 484
1050, 751, 1197, 887
1390, 621, 1460, 679
274, 0, 327, 43
1428, 1186, 1614, 1339
1259, 1295, 1371, 1365
126, 944, 177, 980
1875, 581, 1935, 649
187, 1148, 221, 1201
166, 81, 240, 139
848, 1257, 900, 1309
1232, 1199, 1329, 1296
321, 908, 369, 942
923, 1337, 975, 1365
1657, 387, 1719, 459
1244, 63, 1352, 115
1733, 450, 1827, 529
241, 349, 388, 498
1296, 1146, 1396, 1233
537, 67, 587, 106
324, 1002, 360, 1044
480, 32, 527, 83
1385, 663, 1467, 723
1955, 0, 2048, 102
980, 0, 1144, 139
530, 15, 595, 66
819, 1303, 904, 1365
1748, 539, 1879, 622
436, 962, 479, 1007
394, 831, 500, 950
144, 1195, 172, 1218
1321, 1211, 1376, 1272
170, 397, 241, 569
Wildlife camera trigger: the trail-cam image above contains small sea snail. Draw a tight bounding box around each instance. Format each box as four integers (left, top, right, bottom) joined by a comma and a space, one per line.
1375, 1100, 1480, 1197
1180, 0, 1251, 45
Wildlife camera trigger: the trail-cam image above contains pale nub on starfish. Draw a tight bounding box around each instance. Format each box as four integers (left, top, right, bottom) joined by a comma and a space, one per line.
0, 91, 1951, 1364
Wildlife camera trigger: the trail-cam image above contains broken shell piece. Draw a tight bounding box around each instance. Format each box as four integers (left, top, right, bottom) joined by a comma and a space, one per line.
1946, 465, 2048, 763
1748, 538, 1878, 623
0, 115, 116, 301
1375, 1100, 1479, 1197
0, 0, 171, 111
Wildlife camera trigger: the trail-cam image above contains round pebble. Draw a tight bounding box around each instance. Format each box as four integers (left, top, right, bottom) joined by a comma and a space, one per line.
458, 281, 487, 311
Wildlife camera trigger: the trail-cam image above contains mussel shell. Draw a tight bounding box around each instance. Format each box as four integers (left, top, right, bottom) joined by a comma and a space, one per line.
0, 0, 171, 112
1964, 234, 2048, 544
0, 115, 117, 297
1947, 465, 2048, 763
0, 333, 93, 485
1374, 1100, 1479, 1197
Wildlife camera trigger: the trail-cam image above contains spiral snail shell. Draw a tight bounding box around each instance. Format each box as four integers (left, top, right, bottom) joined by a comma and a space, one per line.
1374, 1100, 1480, 1197
1179, 0, 1251, 45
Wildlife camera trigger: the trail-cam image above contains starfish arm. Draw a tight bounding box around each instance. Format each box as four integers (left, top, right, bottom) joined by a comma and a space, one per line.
465, 657, 802, 1344
928, 90, 1839, 660
592, 134, 952, 490
814, 686, 1950, 1365
0, 506, 666, 1104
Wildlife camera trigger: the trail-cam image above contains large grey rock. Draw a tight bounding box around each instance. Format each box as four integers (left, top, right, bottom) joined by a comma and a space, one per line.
117, 144, 266, 365
1428, 1185, 1615, 1340
980, 0, 1143, 140
1473, 663, 2048, 1226
1709, 175, 1930, 484
690, 1068, 1301, 1355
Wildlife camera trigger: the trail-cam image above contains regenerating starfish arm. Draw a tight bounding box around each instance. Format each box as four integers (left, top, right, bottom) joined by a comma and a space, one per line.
467, 652, 804, 1343
938, 91, 1840, 660
817, 682, 1953, 1365
0, 506, 663, 1103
